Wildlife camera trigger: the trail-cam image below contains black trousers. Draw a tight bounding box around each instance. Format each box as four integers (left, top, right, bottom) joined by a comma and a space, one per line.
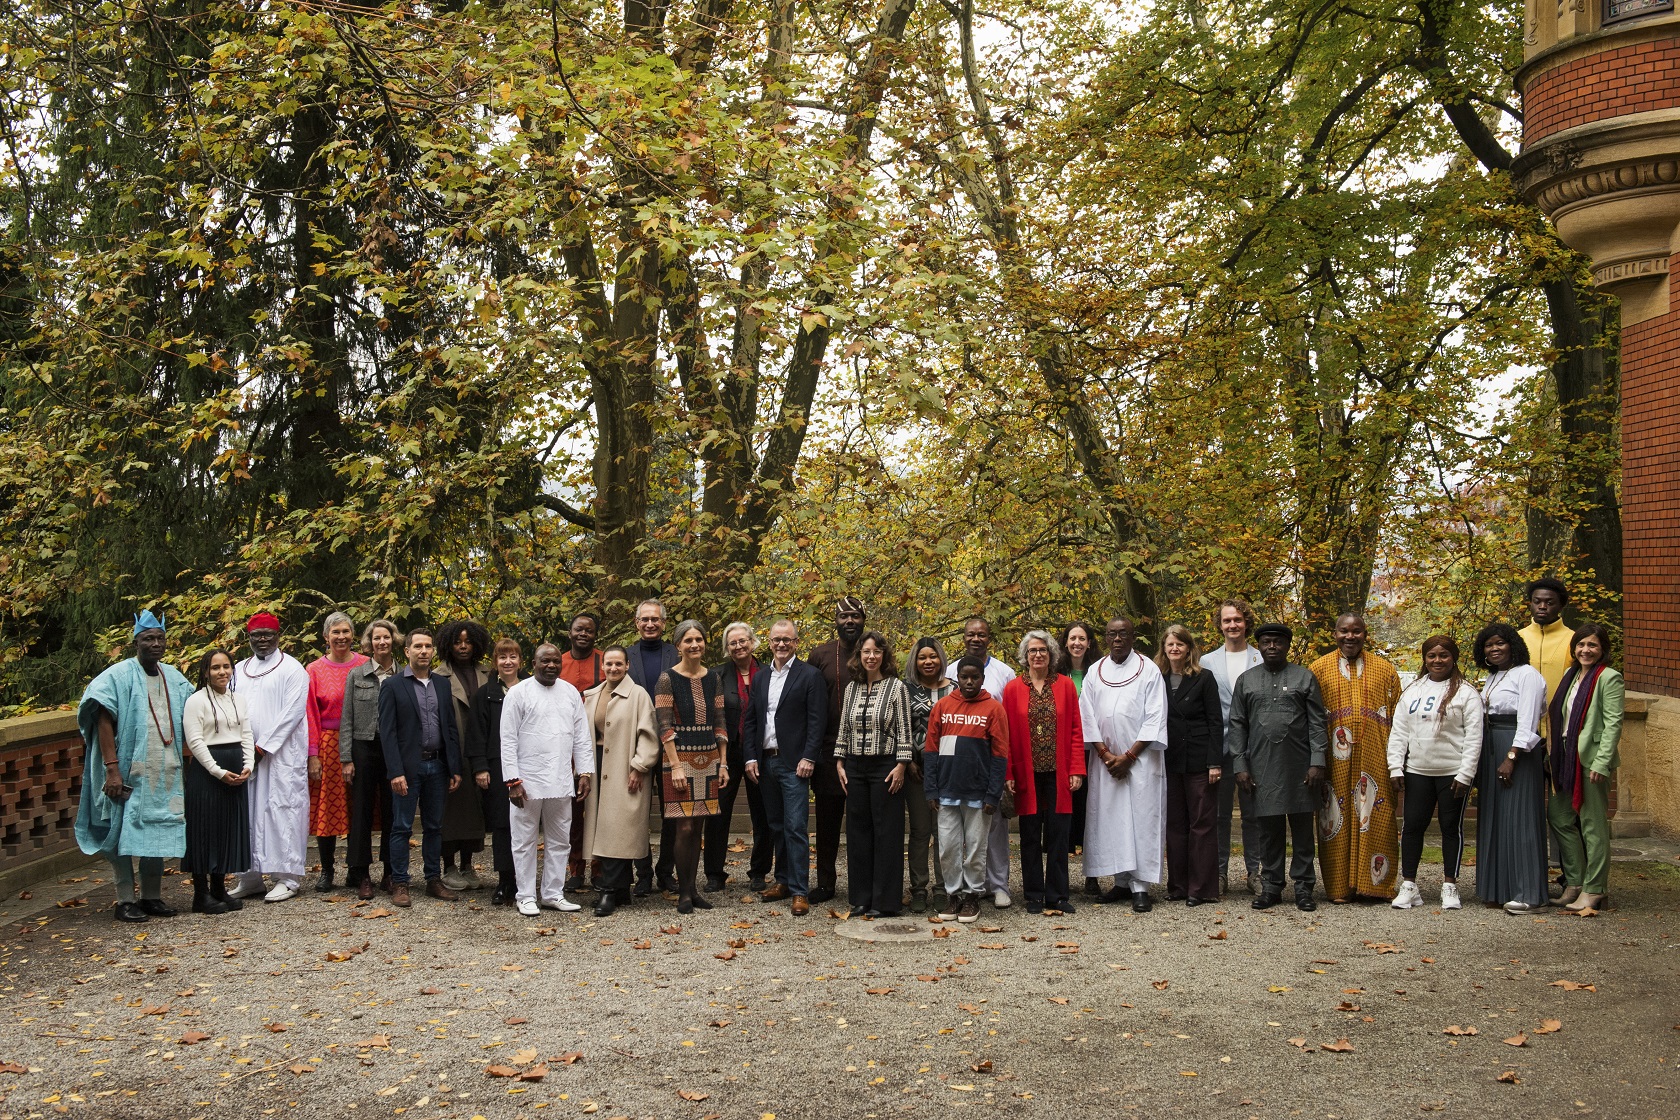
842, 756, 905, 913
1253, 812, 1316, 897
347, 736, 389, 881
1020, 770, 1071, 905
813, 750, 847, 891
1401, 772, 1468, 881
477, 753, 514, 879
600, 856, 635, 901
704, 744, 772, 881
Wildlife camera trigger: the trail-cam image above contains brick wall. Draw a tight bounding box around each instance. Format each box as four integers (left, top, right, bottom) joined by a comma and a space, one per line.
0, 712, 85, 875
1619, 255, 1680, 696
1524, 38, 1680, 142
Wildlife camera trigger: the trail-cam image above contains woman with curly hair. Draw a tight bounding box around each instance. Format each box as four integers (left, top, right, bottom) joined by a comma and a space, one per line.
1472, 622, 1549, 913
434, 619, 492, 890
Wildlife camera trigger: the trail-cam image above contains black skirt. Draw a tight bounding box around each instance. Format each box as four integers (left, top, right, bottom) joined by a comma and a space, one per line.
181, 744, 251, 876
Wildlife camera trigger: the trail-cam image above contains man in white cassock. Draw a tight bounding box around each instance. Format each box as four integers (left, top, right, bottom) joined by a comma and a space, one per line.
501, 644, 594, 918
1078, 617, 1169, 912
228, 612, 311, 903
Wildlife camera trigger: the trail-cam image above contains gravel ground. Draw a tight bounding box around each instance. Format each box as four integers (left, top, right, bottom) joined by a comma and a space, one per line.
1, 841, 1677, 1120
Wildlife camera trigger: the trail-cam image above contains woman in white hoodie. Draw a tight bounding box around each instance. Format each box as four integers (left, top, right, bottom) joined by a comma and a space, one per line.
1387, 636, 1483, 911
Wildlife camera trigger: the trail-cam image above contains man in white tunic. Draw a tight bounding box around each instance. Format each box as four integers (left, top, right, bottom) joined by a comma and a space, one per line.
501, 644, 594, 917
1078, 617, 1169, 912
228, 612, 310, 902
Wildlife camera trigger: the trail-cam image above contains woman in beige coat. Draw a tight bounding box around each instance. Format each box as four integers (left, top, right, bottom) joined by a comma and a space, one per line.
582, 647, 661, 917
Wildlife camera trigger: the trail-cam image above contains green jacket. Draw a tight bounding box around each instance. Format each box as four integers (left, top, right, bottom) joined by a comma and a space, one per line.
1572, 666, 1624, 778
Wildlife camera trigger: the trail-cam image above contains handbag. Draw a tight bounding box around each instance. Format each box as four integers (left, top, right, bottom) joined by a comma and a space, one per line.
997, 785, 1016, 820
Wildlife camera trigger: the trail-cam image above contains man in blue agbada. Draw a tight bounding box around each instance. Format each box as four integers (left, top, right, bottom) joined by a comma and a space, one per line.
74, 610, 193, 923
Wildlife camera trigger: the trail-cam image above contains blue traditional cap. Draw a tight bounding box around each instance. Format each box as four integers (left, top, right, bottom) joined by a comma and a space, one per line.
132, 609, 166, 636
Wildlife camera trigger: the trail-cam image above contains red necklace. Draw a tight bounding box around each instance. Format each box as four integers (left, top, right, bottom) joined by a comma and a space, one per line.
242, 652, 285, 679
1095, 654, 1143, 688
145, 673, 176, 747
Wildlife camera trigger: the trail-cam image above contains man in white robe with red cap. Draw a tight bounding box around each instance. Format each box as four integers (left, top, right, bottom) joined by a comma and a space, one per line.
229, 612, 311, 902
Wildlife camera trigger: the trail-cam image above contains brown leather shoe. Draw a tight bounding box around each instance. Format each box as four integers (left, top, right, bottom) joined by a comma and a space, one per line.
426, 879, 458, 901
390, 883, 412, 908
790, 895, 810, 916
356, 876, 376, 901
759, 883, 791, 902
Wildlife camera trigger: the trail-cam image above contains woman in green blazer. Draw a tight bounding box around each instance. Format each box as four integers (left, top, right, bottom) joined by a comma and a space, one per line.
1545, 622, 1623, 912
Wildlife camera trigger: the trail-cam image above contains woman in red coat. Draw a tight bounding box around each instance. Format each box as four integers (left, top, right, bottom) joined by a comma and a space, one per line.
1001, 631, 1087, 914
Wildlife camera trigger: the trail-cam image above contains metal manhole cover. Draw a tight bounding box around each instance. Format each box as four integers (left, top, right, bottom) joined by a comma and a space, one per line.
834, 919, 963, 943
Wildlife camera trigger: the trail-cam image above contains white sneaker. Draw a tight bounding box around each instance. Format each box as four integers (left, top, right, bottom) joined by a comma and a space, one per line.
1391, 881, 1423, 909
1503, 900, 1532, 914
516, 898, 540, 917
264, 881, 299, 903
440, 870, 470, 891
461, 867, 484, 890
992, 889, 1012, 909
227, 876, 264, 900
1440, 883, 1462, 910
542, 896, 582, 912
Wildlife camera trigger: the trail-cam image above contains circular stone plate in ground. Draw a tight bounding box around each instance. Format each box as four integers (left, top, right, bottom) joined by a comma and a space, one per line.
833, 919, 963, 943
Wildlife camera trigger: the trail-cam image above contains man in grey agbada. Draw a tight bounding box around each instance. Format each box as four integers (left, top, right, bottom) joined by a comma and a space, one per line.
1227, 622, 1327, 913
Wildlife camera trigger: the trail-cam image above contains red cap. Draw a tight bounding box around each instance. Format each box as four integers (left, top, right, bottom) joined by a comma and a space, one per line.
246, 612, 282, 633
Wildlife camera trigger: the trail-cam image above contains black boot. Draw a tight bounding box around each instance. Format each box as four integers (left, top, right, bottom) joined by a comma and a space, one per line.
192, 874, 230, 915
210, 875, 244, 912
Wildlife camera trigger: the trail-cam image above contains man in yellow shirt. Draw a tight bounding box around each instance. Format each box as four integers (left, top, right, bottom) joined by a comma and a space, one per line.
1517, 576, 1571, 895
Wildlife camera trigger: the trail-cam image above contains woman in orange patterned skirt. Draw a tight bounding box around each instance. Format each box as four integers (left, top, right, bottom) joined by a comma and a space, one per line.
654, 620, 729, 914
307, 612, 367, 892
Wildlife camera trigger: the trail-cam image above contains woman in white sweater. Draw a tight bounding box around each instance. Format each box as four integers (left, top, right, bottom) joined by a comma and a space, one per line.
181, 650, 255, 915
1387, 636, 1484, 911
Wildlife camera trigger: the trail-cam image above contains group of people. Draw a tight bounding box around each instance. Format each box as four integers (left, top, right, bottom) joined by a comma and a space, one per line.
75, 579, 1623, 925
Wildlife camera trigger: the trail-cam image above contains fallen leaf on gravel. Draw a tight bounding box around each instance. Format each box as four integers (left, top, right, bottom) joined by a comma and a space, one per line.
1569, 906, 1600, 917
1533, 1019, 1562, 1035
1179, 1070, 1198, 1077
140, 1005, 169, 1016
356, 1035, 391, 1049
971, 1060, 993, 1072
1442, 1025, 1478, 1036
288, 1064, 314, 1076
828, 908, 846, 920
632, 940, 652, 950
865, 987, 894, 995
709, 1019, 731, 1028
56, 898, 87, 908
1503, 1033, 1528, 1047
598, 938, 614, 946
1362, 941, 1400, 954
361, 908, 392, 919
932, 928, 951, 939
325, 941, 370, 962
551, 1051, 584, 1065
1320, 1039, 1354, 1053
420, 987, 441, 995
500, 964, 524, 972
1341, 988, 1364, 994
1420, 956, 1435, 963
661, 924, 682, 935
1497, 1071, 1520, 1083
266, 1023, 288, 1033
952, 955, 970, 965
731, 921, 755, 929
958, 1002, 982, 1013
916, 975, 940, 982
178, 1031, 211, 1045
518, 1064, 548, 1082
801, 930, 817, 937
1208, 930, 1228, 940
377, 1086, 400, 1096
1047, 997, 1069, 1005
978, 943, 1005, 950
979, 925, 1003, 933
223, 947, 239, 958
1268, 986, 1291, 994
1549, 980, 1595, 991
1287, 1038, 1309, 1048
715, 949, 737, 961
581, 1102, 598, 1113
485, 1065, 520, 1078
1055, 941, 1079, 949
678, 1089, 709, 1101
729, 839, 747, 852
927, 915, 944, 923
512, 1048, 539, 1064
1020, 935, 1038, 942
1152, 980, 1169, 990
728, 938, 746, 949
1336, 1002, 1360, 1012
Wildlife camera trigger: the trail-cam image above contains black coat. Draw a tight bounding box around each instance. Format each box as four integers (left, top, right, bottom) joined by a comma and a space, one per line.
467, 675, 522, 830
378, 670, 463, 783
711, 659, 767, 762
742, 658, 828, 768
1164, 668, 1223, 774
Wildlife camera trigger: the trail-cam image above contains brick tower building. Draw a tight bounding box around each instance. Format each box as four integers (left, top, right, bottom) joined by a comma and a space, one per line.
1514, 1, 1679, 833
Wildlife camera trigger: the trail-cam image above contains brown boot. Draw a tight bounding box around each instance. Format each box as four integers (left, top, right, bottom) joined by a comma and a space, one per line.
356, 876, 376, 901
426, 879, 458, 901
790, 895, 810, 916
390, 882, 412, 908
759, 883, 791, 902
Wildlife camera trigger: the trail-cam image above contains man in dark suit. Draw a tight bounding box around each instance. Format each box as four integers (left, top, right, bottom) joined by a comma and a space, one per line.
743, 619, 828, 916
806, 596, 867, 904
378, 628, 464, 908
625, 598, 680, 896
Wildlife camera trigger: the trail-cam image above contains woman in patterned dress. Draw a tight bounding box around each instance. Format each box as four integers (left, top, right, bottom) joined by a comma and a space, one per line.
306, 612, 367, 892
654, 620, 730, 914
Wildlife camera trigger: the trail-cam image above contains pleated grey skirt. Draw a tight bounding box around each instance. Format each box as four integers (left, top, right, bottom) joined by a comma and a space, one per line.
181, 744, 251, 876
1474, 716, 1548, 907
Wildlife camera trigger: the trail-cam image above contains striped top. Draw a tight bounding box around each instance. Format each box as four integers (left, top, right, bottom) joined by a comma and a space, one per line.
837, 676, 914, 762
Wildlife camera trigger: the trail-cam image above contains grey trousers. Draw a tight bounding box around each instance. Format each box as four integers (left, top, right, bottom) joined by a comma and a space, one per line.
937, 805, 990, 895
1252, 812, 1316, 897
1217, 752, 1261, 877
984, 806, 1010, 893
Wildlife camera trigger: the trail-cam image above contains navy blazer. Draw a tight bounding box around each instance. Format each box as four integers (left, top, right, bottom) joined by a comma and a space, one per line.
378, 670, 463, 783
626, 640, 680, 692
742, 658, 828, 767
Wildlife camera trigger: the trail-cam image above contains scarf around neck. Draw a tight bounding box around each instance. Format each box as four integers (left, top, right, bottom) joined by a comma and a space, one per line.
1548, 662, 1605, 811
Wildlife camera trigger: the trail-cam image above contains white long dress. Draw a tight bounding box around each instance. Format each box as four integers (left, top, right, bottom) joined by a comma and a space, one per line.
1078, 651, 1169, 883
232, 651, 310, 879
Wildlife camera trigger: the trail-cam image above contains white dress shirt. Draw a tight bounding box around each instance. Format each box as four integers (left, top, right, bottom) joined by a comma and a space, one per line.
763, 657, 794, 754
1480, 664, 1547, 753
500, 677, 594, 798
